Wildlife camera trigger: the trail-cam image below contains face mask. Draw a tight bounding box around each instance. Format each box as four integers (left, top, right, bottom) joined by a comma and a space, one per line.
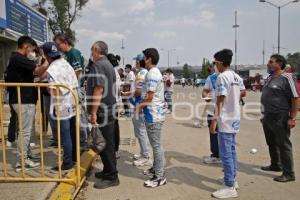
27, 52, 37, 61
267, 68, 275, 75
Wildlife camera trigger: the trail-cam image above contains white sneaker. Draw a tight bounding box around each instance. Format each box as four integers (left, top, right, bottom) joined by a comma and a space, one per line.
204, 157, 222, 164
133, 158, 152, 167
133, 154, 141, 160
217, 178, 239, 189
144, 176, 167, 188
6, 141, 13, 147
212, 186, 238, 199
165, 110, 172, 114
15, 159, 40, 172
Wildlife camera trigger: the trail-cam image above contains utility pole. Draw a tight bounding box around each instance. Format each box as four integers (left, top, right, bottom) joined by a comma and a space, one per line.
121, 39, 125, 66
233, 11, 240, 72
262, 40, 265, 66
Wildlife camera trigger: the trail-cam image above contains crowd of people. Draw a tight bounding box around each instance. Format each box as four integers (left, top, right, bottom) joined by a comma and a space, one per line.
3, 34, 299, 199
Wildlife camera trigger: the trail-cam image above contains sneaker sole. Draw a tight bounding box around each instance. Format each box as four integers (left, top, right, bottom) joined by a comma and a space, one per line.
133, 162, 153, 167
15, 165, 40, 173
93, 181, 120, 189
212, 193, 238, 199
144, 180, 167, 188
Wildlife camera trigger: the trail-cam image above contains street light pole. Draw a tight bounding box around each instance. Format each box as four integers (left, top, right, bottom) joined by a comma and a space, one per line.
121, 39, 125, 66
278, 6, 280, 54
233, 10, 239, 72
259, 0, 299, 54
161, 48, 176, 68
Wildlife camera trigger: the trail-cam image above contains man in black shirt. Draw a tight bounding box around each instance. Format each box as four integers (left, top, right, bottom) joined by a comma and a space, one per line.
5, 36, 48, 172
86, 41, 118, 189
261, 54, 299, 182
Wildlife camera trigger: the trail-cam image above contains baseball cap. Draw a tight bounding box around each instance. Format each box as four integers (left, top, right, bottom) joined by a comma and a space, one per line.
42, 42, 61, 58
133, 54, 144, 61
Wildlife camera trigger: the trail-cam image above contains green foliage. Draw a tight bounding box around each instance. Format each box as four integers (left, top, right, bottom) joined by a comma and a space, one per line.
182, 64, 192, 79
286, 52, 300, 77
199, 58, 210, 79
33, 0, 89, 43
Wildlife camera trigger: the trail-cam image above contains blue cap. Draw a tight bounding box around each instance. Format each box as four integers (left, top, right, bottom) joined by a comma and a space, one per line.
133, 54, 144, 61
42, 42, 61, 58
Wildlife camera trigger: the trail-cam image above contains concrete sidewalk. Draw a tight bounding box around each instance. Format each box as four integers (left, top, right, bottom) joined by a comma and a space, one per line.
82, 86, 300, 200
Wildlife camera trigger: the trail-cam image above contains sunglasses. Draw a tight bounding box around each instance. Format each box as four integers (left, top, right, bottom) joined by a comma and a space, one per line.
212, 61, 222, 65
268, 60, 275, 64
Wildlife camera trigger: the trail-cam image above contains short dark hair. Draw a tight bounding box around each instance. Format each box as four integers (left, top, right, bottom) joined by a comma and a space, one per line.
125, 64, 132, 69
271, 54, 287, 69
139, 60, 146, 68
143, 48, 159, 65
53, 33, 74, 46
17, 36, 37, 49
166, 68, 173, 73
214, 49, 233, 66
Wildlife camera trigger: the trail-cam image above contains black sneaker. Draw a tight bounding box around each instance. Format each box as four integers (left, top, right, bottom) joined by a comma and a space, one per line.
93, 178, 120, 189
143, 167, 155, 177
144, 175, 167, 188
49, 142, 58, 148
261, 165, 282, 172
51, 163, 74, 171
274, 174, 295, 182
94, 171, 110, 179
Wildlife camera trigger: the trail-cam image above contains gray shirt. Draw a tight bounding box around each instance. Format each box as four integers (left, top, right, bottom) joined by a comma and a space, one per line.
86, 56, 116, 116
261, 72, 299, 114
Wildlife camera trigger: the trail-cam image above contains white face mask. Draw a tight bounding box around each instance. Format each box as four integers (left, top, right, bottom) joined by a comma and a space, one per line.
214, 65, 220, 75
27, 52, 37, 61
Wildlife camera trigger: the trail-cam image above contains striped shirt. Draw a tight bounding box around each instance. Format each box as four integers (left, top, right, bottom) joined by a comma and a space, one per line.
261, 72, 299, 114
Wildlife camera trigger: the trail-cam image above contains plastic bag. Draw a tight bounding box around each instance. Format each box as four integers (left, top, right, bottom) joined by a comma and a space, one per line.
88, 126, 106, 153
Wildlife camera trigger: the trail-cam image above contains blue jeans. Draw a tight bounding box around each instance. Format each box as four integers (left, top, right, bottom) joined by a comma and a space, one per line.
132, 113, 150, 158
53, 116, 77, 165
44, 95, 58, 143
146, 122, 165, 178
164, 91, 173, 112
218, 132, 237, 187
207, 115, 219, 158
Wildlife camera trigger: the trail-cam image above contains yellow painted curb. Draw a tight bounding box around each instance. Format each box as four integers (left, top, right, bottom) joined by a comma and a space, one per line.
48, 150, 97, 200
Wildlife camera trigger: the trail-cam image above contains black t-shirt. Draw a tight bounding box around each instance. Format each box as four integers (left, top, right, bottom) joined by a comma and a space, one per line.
5, 52, 37, 104
86, 57, 116, 116
261, 72, 299, 114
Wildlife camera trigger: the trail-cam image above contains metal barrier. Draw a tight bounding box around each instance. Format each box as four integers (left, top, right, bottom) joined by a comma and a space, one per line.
0, 82, 81, 187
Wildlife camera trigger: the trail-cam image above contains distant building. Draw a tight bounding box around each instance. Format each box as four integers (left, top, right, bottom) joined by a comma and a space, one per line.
0, 0, 48, 78
159, 65, 201, 79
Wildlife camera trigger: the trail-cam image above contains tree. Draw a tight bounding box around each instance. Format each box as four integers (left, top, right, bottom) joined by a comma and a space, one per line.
33, 0, 89, 43
182, 64, 192, 79
199, 58, 210, 79
286, 52, 300, 77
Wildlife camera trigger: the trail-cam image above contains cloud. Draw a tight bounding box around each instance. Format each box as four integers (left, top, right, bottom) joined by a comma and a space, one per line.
87, 0, 155, 17
157, 10, 216, 28
183, 10, 216, 28
153, 31, 177, 40
77, 29, 125, 45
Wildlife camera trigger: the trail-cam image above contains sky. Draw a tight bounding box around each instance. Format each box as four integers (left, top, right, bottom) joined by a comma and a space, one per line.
28, 0, 300, 67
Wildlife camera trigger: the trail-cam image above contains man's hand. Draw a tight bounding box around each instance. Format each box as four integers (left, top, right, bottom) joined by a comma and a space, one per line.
89, 113, 97, 125
136, 104, 143, 113
209, 119, 217, 134
288, 118, 296, 129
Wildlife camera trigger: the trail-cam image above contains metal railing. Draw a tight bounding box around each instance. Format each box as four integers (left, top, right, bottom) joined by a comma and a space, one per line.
0, 82, 81, 186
